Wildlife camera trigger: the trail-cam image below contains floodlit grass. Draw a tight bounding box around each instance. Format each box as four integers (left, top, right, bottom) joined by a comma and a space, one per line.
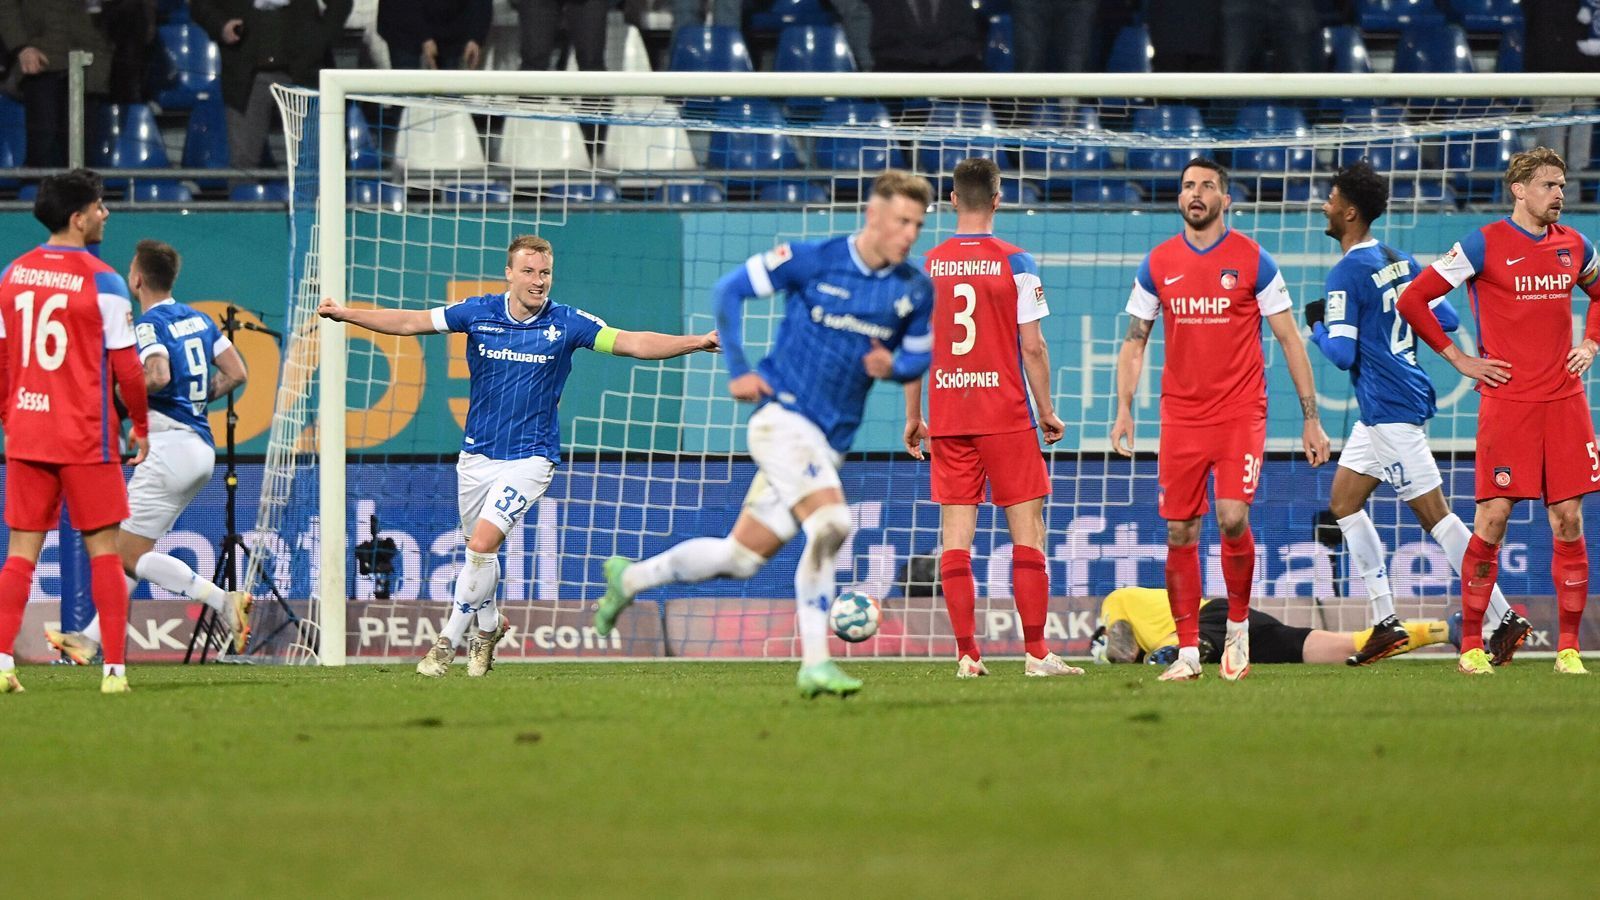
1, 660, 1595, 897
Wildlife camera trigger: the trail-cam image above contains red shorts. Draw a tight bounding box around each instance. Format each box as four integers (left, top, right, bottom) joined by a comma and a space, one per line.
930, 428, 1049, 507
1158, 416, 1266, 521
1476, 391, 1600, 504
4, 458, 129, 532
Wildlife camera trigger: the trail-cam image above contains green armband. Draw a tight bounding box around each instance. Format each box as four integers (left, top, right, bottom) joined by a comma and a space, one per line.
594, 326, 620, 355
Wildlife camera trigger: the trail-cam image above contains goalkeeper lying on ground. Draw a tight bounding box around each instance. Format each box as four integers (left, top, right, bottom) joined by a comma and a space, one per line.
1091, 588, 1450, 666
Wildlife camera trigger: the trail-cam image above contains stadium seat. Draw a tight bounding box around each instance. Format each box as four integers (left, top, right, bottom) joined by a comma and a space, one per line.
1445, 125, 1516, 198
775, 25, 855, 72
1070, 179, 1142, 205
156, 0, 189, 23
539, 182, 620, 203
1105, 24, 1153, 73
1284, 178, 1330, 203
0, 95, 25, 188
494, 114, 590, 171
1337, 105, 1421, 172
750, 0, 836, 31
182, 94, 229, 189
349, 178, 405, 211
1324, 25, 1373, 74
1021, 102, 1105, 194
653, 182, 725, 204
1393, 23, 1474, 74
1496, 27, 1524, 72
1126, 105, 1205, 196
916, 100, 1007, 179
998, 178, 1041, 205
1446, 0, 1522, 33
150, 22, 219, 111
757, 179, 829, 203
347, 104, 382, 170
94, 104, 177, 189
126, 180, 194, 202
1359, 0, 1448, 32
706, 99, 802, 194
437, 182, 513, 205
600, 105, 699, 174
986, 14, 1015, 73
669, 26, 754, 72
1389, 178, 1459, 207
813, 99, 906, 194
228, 180, 291, 202
395, 106, 485, 173
1231, 104, 1313, 198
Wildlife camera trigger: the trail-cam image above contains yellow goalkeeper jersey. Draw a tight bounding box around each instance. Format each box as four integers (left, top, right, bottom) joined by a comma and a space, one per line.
1099, 588, 1215, 654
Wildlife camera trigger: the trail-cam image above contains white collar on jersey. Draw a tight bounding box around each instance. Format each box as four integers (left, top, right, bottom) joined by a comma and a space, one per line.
502, 291, 548, 324
847, 234, 894, 279
1343, 238, 1379, 257
151, 297, 177, 307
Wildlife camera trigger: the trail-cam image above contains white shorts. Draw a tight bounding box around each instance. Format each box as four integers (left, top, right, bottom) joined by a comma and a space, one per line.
123, 428, 216, 540
1337, 421, 1443, 502
743, 403, 843, 540
456, 452, 555, 537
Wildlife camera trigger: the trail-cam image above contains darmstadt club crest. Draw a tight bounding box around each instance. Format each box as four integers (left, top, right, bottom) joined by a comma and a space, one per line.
1220, 269, 1238, 290
1494, 466, 1512, 488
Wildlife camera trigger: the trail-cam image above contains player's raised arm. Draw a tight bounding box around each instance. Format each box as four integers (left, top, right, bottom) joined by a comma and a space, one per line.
1395, 243, 1512, 386
1266, 309, 1331, 466
317, 297, 438, 335
604, 327, 720, 360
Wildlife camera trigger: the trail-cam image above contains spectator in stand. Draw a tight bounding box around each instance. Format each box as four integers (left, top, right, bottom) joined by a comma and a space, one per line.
514, 0, 608, 71
1014, 0, 1099, 73
826, 0, 874, 72
101, 0, 158, 105
1524, 0, 1600, 171
378, 0, 492, 70
1147, 0, 1221, 72
671, 0, 745, 32
1221, 0, 1321, 72
863, 0, 984, 73
0, 0, 112, 168
191, 0, 353, 171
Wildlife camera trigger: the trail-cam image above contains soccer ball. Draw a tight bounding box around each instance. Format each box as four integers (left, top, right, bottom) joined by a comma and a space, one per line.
829, 591, 881, 643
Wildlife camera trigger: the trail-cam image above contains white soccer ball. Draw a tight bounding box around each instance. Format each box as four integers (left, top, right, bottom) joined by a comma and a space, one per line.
829, 591, 881, 643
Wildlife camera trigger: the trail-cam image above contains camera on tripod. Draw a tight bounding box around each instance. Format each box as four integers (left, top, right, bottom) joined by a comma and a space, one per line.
354, 514, 400, 600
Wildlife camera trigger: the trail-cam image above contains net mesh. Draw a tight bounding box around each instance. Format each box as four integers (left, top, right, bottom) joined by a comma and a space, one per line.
257, 82, 1600, 662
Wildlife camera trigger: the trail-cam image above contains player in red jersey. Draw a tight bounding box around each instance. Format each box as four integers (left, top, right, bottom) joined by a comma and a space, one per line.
904, 157, 1080, 679
0, 169, 149, 695
1396, 147, 1600, 676
1112, 158, 1330, 682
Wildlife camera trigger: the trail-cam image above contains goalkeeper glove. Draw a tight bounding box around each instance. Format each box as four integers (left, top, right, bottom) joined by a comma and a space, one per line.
1303, 297, 1326, 328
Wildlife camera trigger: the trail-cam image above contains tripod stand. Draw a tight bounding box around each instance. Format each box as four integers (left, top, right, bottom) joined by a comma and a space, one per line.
185, 306, 296, 663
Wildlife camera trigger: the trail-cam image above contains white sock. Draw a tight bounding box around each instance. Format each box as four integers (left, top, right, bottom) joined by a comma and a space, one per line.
440, 606, 475, 646
1337, 510, 1395, 623
1179, 646, 1200, 667
82, 616, 102, 643
623, 536, 768, 595
0, 652, 13, 670
136, 552, 226, 614
1226, 617, 1249, 637
459, 549, 501, 633
1430, 514, 1513, 636
795, 505, 851, 667
103, 663, 124, 677
124, 573, 138, 595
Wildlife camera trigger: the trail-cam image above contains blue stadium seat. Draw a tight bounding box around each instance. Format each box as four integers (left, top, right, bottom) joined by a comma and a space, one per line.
228, 181, 290, 202
150, 23, 219, 110
182, 94, 228, 189
750, 0, 836, 31
1390, 179, 1459, 207
1496, 27, 1524, 72
1446, 0, 1521, 33
0, 95, 25, 188
813, 100, 905, 195
1337, 106, 1421, 172
435, 182, 511, 204
539, 183, 620, 203
94, 104, 178, 189
1231, 104, 1313, 198
916, 100, 1008, 179
126, 180, 193, 202
998, 178, 1041, 205
349, 179, 405, 210
707, 98, 802, 168
1359, 0, 1448, 32
1021, 102, 1106, 193
654, 182, 726, 204
757, 179, 829, 203
1126, 105, 1205, 195
669, 26, 753, 72
1070, 179, 1142, 205
1284, 179, 1330, 203
1445, 124, 1516, 198
986, 14, 1015, 73
775, 25, 855, 72
1105, 24, 1153, 73
1394, 23, 1474, 73
347, 104, 382, 170
157, 0, 189, 23
1324, 25, 1372, 73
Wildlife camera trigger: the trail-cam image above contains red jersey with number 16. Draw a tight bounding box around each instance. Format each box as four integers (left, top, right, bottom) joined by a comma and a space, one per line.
0, 244, 137, 464
924, 234, 1048, 437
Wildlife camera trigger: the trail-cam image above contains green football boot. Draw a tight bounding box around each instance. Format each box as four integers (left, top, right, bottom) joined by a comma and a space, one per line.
796, 660, 863, 699
593, 556, 636, 636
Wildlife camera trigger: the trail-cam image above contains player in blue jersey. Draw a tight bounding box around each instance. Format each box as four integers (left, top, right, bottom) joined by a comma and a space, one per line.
317, 235, 719, 678
593, 170, 936, 698
44, 239, 254, 664
1308, 162, 1530, 666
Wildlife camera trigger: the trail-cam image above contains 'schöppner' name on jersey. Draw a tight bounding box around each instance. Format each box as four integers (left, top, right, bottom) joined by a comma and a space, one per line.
933, 367, 1001, 389
5, 265, 84, 292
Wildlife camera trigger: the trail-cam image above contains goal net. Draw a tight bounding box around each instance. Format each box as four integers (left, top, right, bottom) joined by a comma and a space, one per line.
256, 71, 1600, 664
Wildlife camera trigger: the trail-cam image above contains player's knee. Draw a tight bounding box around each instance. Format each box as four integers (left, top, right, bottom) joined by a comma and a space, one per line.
1166, 520, 1199, 547
801, 503, 852, 559
725, 538, 768, 579
1550, 509, 1584, 542
1327, 496, 1361, 520
1217, 509, 1250, 538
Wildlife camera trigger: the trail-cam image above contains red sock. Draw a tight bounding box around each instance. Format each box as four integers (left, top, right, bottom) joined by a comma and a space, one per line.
1220, 530, 1256, 623
0, 557, 37, 656
1553, 537, 1589, 653
1165, 542, 1202, 649
1012, 546, 1049, 658
91, 554, 129, 666
1460, 535, 1500, 654
940, 549, 979, 660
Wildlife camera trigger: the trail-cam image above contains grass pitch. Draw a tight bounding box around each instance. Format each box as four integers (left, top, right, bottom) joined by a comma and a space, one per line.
1, 660, 1595, 898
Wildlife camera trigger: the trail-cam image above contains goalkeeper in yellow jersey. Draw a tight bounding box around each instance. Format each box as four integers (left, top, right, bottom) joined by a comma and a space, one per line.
1091, 587, 1450, 666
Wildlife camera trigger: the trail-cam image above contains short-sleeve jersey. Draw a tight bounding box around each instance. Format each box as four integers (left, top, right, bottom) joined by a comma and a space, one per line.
1431, 218, 1599, 402
741, 235, 934, 452
134, 298, 231, 444
0, 244, 137, 464
1323, 239, 1436, 426
1126, 229, 1292, 425
430, 293, 605, 463
923, 233, 1047, 437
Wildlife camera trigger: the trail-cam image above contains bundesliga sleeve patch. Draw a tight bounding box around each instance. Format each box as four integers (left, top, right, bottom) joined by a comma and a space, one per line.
135, 322, 159, 348
1326, 291, 1346, 322
763, 243, 793, 269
